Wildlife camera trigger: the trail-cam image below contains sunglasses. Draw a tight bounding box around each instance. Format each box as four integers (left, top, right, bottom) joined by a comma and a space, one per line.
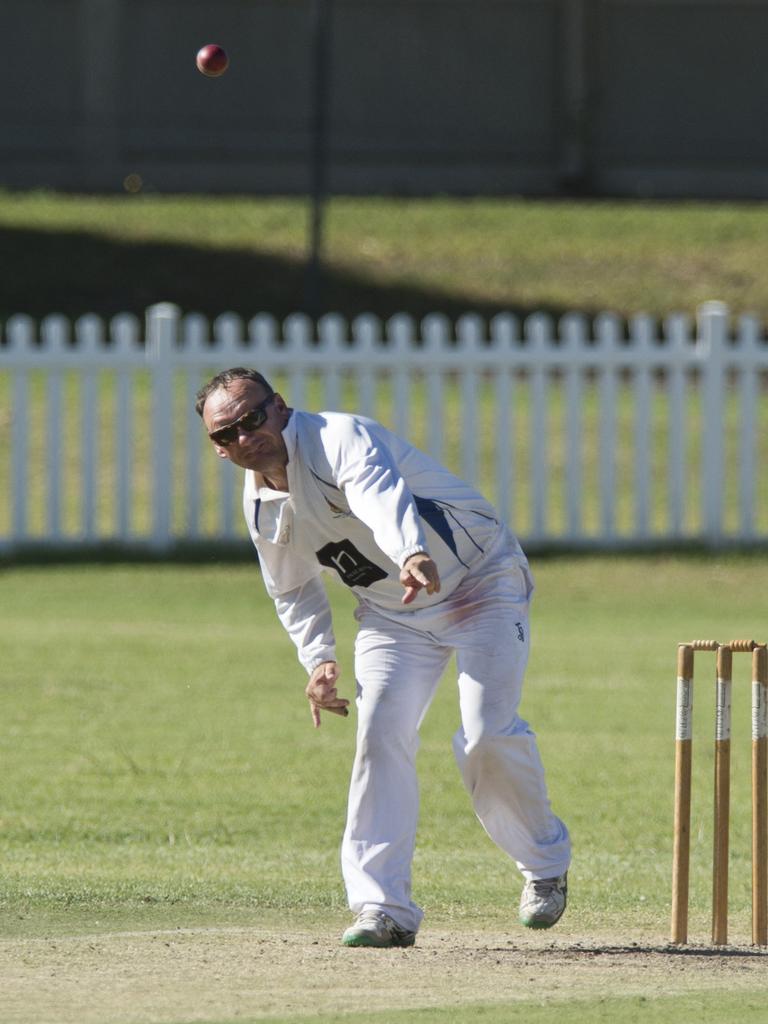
208, 393, 275, 446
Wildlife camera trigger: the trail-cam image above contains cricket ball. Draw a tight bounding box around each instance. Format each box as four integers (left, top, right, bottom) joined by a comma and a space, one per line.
196, 43, 229, 77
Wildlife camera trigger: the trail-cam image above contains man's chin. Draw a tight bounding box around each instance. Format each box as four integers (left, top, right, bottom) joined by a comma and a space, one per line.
244, 456, 278, 476
237, 448, 267, 468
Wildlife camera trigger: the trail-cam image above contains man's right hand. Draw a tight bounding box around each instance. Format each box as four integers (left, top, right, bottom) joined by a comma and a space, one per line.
305, 661, 350, 728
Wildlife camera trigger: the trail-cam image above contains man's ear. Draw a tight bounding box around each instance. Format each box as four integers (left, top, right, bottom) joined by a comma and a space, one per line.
214, 446, 230, 460
273, 393, 289, 421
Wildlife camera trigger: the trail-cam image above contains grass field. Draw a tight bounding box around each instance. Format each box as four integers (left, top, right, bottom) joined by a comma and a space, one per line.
2, 555, 768, 1022
1, 191, 767, 322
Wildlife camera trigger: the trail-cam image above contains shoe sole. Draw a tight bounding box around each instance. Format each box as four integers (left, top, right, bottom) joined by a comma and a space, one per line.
519, 916, 562, 930
519, 899, 567, 930
342, 933, 416, 948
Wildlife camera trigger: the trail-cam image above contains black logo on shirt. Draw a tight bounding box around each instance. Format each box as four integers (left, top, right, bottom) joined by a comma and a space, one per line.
316, 540, 388, 589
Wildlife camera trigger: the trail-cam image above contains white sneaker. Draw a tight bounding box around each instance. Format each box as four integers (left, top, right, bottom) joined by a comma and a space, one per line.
341, 909, 416, 948
519, 872, 568, 929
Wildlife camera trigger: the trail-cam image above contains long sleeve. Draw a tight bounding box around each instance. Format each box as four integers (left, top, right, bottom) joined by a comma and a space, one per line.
273, 575, 337, 673
328, 419, 428, 568
253, 521, 338, 672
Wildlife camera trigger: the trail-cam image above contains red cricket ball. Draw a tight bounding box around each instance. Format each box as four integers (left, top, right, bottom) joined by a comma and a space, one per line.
196, 44, 229, 78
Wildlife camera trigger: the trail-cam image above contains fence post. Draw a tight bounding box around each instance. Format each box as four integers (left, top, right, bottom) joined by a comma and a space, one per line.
666, 313, 692, 540
76, 315, 103, 541
698, 301, 729, 545
146, 303, 178, 551
631, 313, 656, 541
737, 313, 761, 540
456, 315, 483, 487
7, 316, 35, 545
527, 314, 553, 543
41, 315, 70, 543
595, 312, 621, 542
561, 313, 587, 540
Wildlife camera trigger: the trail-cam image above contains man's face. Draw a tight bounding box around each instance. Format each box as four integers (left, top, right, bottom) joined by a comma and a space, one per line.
202, 379, 290, 476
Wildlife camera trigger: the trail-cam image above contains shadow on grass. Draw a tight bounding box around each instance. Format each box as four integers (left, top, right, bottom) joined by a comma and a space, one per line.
481, 943, 768, 959
0, 225, 573, 325
0, 541, 257, 568
4, 539, 768, 569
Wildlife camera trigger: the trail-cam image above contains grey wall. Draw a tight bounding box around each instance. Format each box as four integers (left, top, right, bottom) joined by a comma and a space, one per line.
592, 0, 768, 197
1, 0, 766, 197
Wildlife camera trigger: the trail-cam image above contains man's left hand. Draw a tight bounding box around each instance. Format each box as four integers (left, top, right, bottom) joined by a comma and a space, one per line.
400, 553, 441, 605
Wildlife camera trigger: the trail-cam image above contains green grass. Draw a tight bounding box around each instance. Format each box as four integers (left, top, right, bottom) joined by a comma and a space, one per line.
3, 557, 768, 1022
1, 191, 767, 320
2, 555, 766, 940
255, 994, 768, 1024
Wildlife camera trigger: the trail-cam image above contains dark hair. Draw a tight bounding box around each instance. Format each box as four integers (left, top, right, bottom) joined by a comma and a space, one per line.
194, 367, 274, 417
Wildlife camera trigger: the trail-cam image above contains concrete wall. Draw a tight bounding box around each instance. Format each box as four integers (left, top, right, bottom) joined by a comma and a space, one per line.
592, 0, 768, 197
1, 0, 766, 197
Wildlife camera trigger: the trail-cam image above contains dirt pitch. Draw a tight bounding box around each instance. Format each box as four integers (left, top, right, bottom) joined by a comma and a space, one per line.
2, 926, 767, 1024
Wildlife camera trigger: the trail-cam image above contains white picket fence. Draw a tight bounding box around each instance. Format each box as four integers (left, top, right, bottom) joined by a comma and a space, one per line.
1, 300, 767, 555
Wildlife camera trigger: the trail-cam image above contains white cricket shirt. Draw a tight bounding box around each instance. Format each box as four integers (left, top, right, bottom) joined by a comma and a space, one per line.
243, 410, 521, 671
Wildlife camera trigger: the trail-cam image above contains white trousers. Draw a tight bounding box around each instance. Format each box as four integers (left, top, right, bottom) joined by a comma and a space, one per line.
340, 538, 571, 933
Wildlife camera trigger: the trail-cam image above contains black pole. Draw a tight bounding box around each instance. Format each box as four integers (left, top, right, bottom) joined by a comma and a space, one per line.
305, 0, 332, 319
